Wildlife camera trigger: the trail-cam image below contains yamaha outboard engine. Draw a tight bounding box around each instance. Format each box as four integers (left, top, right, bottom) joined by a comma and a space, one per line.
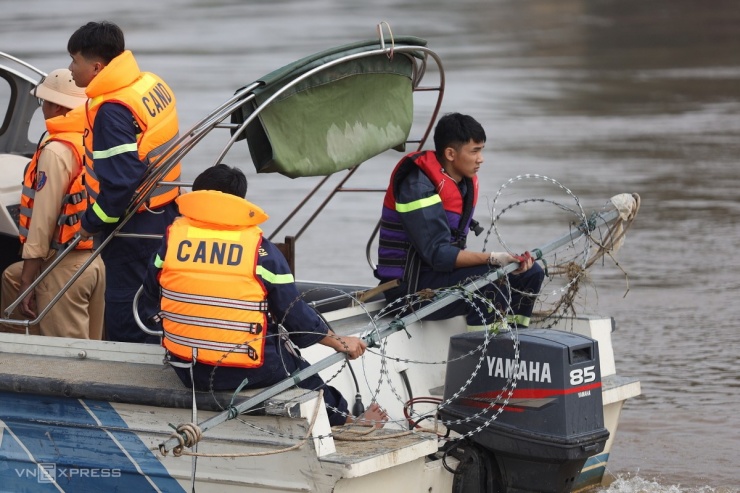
439, 329, 609, 493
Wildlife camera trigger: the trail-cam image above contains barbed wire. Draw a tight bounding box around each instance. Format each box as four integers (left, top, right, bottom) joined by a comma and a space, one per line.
168, 175, 640, 455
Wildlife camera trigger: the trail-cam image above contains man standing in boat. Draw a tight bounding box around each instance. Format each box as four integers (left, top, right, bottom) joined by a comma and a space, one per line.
375, 112, 544, 331
140, 164, 388, 427
66, 21, 181, 343
0, 69, 105, 338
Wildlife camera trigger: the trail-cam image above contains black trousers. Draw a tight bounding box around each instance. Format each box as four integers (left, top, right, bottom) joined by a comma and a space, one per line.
385, 262, 545, 327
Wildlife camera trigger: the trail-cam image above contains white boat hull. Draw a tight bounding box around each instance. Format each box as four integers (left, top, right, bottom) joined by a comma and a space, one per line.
0, 307, 639, 492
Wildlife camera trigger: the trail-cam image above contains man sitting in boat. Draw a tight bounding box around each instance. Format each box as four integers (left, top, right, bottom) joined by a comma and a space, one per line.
140, 164, 388, 427
0, 69, 105, 338
375, 112, 544, 331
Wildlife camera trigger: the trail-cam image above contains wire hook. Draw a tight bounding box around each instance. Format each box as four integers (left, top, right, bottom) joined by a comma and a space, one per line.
376, 21, 395, 59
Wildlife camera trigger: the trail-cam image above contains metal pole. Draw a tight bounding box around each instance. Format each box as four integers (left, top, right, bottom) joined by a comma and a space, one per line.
3, 237, 81, 322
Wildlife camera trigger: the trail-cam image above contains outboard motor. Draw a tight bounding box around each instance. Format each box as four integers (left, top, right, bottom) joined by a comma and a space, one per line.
439, 329, 609, 493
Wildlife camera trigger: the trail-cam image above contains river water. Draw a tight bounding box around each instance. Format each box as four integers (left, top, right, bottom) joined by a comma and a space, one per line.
2, 0, 738, 491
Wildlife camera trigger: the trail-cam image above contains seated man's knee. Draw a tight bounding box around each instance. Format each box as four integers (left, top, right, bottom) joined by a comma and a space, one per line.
531, 262, 545, 282
522, 262, 545, 286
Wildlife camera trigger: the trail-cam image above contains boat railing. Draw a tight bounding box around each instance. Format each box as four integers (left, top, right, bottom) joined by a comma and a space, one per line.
2, 23, 445, 334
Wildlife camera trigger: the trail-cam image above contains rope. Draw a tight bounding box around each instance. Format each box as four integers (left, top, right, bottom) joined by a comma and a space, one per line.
534, 191, 641, 319
161, 422, 202, 457
161, 390, 324, 458
332, 428, 413, 441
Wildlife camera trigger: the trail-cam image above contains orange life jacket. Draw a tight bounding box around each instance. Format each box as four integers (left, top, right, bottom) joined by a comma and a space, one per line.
19, 106, 93, 250
160, 190, 272, 368
83, 50, 181, 212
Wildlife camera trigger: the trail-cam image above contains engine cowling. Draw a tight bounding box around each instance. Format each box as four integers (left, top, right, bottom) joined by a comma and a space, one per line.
439, 329, 610, 493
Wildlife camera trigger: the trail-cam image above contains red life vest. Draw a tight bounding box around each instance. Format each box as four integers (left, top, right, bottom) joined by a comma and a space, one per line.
376, 150, 478, 280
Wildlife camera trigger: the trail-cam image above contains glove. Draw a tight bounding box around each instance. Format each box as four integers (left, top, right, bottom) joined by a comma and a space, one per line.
489, 251, 534, 271
488, 251, 517, 267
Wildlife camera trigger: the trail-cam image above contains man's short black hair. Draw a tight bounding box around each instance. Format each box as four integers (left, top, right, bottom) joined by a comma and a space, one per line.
433, 113, 486, 156
192, 164, 248, 198
67, 21, 125, 63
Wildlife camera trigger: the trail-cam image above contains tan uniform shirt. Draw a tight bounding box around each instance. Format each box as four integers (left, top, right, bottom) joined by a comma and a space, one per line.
1, 140, 105, 339
22, 140, 77, 260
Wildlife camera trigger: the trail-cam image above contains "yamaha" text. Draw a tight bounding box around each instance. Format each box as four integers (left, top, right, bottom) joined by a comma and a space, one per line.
487, 356, 552, 383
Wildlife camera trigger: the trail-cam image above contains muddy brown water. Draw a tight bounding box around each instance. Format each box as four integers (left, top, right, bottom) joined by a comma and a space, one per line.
2, 0, 738, 490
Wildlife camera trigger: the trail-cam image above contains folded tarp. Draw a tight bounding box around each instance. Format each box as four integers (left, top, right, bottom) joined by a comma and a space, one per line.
231, 37, 427, 178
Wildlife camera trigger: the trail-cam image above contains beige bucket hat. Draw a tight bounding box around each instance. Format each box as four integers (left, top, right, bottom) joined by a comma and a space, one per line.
31, 68, 87, 109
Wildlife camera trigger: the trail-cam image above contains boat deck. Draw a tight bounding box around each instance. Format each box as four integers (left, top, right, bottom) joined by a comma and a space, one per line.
323, 430, 439, 478
0, 337, 314, 413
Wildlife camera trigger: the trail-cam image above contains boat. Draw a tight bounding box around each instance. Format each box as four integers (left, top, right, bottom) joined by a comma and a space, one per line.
0, 26, 641, 492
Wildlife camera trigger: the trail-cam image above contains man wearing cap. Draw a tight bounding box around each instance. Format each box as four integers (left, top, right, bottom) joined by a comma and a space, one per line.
0, 69, 105, 338
67, 21, 181, 343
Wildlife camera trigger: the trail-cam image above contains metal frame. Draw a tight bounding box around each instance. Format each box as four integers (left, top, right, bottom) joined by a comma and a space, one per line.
0, 52, 45, 157
2, 30, 446, 332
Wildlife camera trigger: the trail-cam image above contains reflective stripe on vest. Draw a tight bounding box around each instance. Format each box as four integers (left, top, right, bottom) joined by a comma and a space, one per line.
161, 286, 269, 313
164, 332, 258, 360
161, 309, 263, 334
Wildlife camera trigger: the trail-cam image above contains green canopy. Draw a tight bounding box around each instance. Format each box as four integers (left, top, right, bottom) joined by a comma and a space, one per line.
231, 37, 428, 178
